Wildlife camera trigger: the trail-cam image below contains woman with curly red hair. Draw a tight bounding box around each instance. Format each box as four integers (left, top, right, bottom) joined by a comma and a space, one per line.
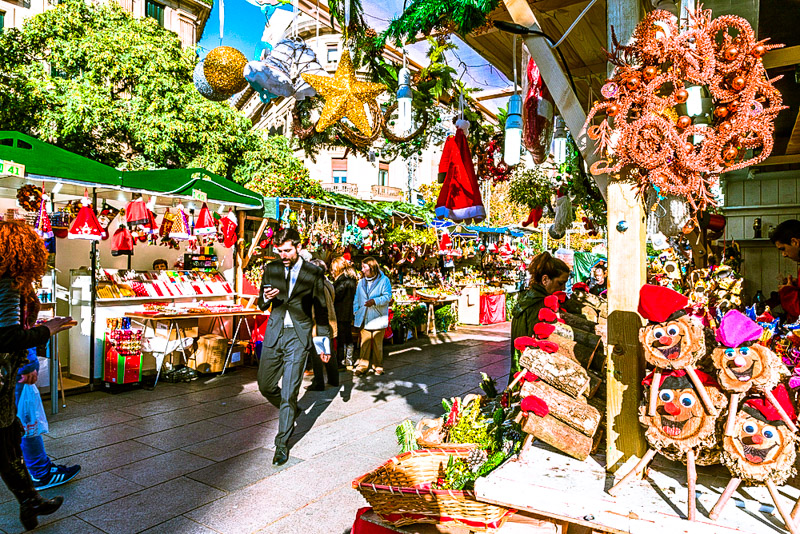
0, 220, 74, 530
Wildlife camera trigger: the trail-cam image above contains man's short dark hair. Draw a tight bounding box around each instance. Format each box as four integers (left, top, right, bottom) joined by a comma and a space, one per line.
274, 227, 301, 247
770, 219, 800, 244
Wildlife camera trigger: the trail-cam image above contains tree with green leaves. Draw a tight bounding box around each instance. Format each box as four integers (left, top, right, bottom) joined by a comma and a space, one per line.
0, 0, 261, 176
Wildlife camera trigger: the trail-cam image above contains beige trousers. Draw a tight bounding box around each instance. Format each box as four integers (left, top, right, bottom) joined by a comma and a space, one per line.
356, 328, 385, 370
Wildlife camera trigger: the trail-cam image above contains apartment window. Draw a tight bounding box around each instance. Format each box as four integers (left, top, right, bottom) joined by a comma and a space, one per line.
378, 163, 389, 186
332, 158, 347, 183
146, 0, 165, 26
327, 44, 340, 64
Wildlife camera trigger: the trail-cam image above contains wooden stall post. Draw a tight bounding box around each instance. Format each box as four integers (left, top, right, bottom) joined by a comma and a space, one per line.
604, 0, 648, 471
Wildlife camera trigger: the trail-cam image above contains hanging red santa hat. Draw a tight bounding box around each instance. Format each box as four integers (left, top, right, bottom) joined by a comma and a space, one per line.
125, 196, 150, 227
193, 203, 216, 236
218, 209, 238, 248
111, 224, 134, 257
638, 284, 689, 324
169, 204, 190, 240
439, 231, 452, 253
35, 187, 53, 240
435, 128, 486, 223
68, 192, 104, 241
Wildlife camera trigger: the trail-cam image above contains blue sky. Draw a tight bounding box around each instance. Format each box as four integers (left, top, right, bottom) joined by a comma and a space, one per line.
198, 0, 511, 110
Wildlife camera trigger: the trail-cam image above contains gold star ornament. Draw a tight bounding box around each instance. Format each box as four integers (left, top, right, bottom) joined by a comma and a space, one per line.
302, 50, 386, 136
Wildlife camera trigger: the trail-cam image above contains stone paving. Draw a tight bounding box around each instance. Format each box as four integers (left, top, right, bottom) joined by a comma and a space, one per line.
0, 323, 511, 534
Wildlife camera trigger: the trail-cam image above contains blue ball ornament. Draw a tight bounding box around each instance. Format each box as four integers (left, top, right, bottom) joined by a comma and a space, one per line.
194, 61, 231, 102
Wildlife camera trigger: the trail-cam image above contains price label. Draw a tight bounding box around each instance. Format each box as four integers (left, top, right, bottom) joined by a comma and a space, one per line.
192, 189, 208, 202
0, 160, 25, 177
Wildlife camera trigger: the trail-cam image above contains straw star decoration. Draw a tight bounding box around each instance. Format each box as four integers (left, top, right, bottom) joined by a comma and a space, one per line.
302, 50, 386, 136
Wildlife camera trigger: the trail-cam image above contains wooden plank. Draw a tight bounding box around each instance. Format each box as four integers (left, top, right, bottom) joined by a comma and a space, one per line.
521, 379, 602, 436
753, 153, 800, 167
520, 346, 590, 397
763, 44, 800, 69
778, 177, 797, 205
785, 109, 800, 155
531, 0, 595, 12
521, 412, 594, 461
475, 443, 800, 534
502, 0, 607, 198
760, 179, 778, 205
743, 180, 761, 206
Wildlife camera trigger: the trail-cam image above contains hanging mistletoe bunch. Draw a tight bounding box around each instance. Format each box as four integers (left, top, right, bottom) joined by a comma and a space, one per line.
508, 165, 556, 211
584, 7, 785, 214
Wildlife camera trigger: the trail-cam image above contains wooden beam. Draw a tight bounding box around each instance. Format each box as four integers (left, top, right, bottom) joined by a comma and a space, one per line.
753, 152, 800, 167
531, 0, 594, 12
763, 45, 800, 70
786, 109, 800, 156
604, 0, 648, 473
501, 0, 608, 198
475, 87, 516, 101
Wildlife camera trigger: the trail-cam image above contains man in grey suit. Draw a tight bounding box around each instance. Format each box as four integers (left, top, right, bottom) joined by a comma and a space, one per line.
258, 228, 332, 465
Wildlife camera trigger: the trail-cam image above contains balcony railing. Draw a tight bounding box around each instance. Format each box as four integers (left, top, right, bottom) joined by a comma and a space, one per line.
371, 185, 405, 201
321, 182, 359, 195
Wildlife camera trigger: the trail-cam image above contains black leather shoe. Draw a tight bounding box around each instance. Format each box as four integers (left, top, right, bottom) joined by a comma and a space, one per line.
20, 495, 63, 531
272, 447, 289, 466
305, 384, 325, 391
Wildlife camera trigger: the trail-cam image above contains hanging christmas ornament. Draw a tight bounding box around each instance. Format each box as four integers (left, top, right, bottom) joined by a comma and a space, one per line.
126, 196, 149, 227
357, 217, 369, 229
203, 46, 248, 95
16, 184, 41, 212
244, 39, 326, 103
193, 203, 217, 236
111, 224, 134, 257
169, 205, 191, 240
523, 58, 555, 164
68, 193, 104, 241
301, 50, 386, 136
34, 188, 53, 241
218, 209, 238, 248
436, 127, 486, 223
96, 202, 120, 241
193, 61, 230, 102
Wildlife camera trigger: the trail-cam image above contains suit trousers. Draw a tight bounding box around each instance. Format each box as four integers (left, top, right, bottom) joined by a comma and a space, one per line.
356, 328, 385, 371
257, 326, 308, 449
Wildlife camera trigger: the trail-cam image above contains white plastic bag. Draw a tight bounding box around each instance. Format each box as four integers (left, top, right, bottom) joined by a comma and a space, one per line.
17, 384, 49, 438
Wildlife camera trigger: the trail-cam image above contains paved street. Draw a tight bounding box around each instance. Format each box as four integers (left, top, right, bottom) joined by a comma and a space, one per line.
0, 323, 510, 534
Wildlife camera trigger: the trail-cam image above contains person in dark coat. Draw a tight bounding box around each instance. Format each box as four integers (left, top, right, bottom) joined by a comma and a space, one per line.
330, 255, 358, 369
510, 252, 571, 375
0, 220, 75, 530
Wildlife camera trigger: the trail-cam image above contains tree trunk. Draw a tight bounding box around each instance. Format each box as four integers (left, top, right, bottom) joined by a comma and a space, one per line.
547, 333, 600, 370
519, 347, 590, 398
522, 412, 594, 461
553, 322, 604, 349
521, 380, 602, 437
560, 311, 598, 335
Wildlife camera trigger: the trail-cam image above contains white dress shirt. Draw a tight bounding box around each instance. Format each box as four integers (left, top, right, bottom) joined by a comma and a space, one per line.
283, 257, 303, 327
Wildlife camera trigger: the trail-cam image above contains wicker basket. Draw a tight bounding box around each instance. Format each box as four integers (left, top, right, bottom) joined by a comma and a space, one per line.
352, 448, 515, 531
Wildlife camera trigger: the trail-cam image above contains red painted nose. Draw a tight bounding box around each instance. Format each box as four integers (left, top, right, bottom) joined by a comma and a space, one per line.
658, 336, 673, 346
664, 402, 680, 415
750, 434, 764, 445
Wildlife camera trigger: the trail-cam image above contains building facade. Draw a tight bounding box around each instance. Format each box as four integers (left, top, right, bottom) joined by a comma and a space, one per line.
0, 0, 211, 48
234, 15, 444, 206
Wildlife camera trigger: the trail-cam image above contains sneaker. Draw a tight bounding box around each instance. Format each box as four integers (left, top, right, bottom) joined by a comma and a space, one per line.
31, 464, 81, 490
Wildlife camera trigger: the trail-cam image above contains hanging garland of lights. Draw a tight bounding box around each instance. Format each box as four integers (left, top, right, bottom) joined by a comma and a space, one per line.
584, 7, 785, 214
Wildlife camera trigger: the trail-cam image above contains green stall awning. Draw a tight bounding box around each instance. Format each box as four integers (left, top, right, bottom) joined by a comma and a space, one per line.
0, 131, 122, 188
120, 168, 263, 209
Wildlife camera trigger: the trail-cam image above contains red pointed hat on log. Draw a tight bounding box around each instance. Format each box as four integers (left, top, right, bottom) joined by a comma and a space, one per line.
744, 384, 796, 423
638, 284, 688, 323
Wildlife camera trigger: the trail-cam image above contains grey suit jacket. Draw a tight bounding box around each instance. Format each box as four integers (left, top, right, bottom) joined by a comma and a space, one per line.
257, 259, 331, 351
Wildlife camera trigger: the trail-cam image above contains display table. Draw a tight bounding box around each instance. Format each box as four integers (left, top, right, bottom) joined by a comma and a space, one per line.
126, 309, 262, 386
475, 442, 799, 534
479, 293, 506, 324
353, 508, 562, 533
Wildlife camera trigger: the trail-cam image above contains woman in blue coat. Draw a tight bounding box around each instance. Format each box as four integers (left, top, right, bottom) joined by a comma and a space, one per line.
353, 257, 392, 376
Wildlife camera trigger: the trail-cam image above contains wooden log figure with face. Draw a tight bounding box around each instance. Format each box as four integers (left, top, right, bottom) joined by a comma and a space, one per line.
638, 285, 714, 416
611, 369, 726, 521
713, 310, 794, 435
710, 385, 799, 533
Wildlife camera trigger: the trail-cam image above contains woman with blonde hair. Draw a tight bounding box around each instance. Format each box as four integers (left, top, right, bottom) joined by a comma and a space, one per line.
0, 220, 75, 530
330, 256, 358, 369
353, 257, 392, 376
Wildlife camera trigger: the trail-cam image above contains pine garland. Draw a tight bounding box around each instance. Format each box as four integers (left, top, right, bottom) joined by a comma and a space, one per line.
381, 0, 501, 46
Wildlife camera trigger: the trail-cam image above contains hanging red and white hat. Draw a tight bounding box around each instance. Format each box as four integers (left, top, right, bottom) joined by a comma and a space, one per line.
638, 284, 689, 324
125, 196, 150, 226
68, 193, 104, 241
218, 209, 238, 248
439, 231, 452, 253
169, 204, 190, 240
35, 187, 53, 240
193, 203, 216, 236
111, 224, 134, 257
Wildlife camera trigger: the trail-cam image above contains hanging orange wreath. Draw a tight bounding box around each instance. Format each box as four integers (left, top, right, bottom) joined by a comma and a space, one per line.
584, 7, 785, 213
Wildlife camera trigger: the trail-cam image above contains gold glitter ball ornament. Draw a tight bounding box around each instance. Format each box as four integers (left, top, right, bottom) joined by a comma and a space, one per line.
204, 46, 248, 95
301, 50, 386, 136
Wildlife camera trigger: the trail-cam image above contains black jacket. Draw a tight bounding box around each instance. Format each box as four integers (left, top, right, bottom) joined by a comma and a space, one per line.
333, 274, 357, 324
258, 259, 331, 350
0, 324, 50, 427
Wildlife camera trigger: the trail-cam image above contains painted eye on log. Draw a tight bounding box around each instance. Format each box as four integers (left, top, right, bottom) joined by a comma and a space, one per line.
743, 423, 757, 435
679, 393, 695, 407
659, 390, 674, 402
653, 328, 666, 339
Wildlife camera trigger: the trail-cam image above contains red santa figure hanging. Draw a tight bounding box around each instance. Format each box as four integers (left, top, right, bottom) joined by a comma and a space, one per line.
218, 209, 238, 248
68, 193, 104, 241
435, 120, 485, 223
193, 203, 216, 236
35, 187, 53, 240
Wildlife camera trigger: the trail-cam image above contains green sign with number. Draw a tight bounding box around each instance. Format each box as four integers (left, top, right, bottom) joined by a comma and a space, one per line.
0, 160, 25, 177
